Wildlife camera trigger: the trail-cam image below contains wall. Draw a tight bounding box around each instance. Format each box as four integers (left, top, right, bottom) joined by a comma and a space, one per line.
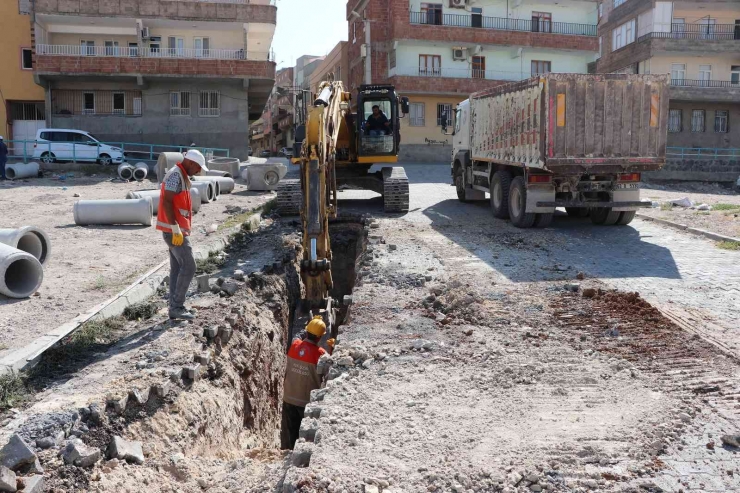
408, 0, 598, 25
0, 1, 45, 139
398, 94, 462, 162
49, 79, 252, 158
645, 158, 740, 182
672, 6, 740, 24
648, 55, 740, 81
309, 41, 348, 95
667, 101, 740, 148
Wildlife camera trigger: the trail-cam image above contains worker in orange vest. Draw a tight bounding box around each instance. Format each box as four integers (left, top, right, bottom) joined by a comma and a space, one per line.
156, 149, 208, 321
281, 316, 335, 449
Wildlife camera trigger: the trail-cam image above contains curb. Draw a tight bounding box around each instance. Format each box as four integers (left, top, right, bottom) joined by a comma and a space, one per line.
0, 211, 263, 376
636, 213, 740, 244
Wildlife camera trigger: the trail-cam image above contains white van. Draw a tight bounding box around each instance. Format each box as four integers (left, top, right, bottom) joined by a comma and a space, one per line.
32, 129, 124, 165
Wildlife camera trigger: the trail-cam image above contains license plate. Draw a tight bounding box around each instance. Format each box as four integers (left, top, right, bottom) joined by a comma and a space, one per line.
615, 183, 639, 190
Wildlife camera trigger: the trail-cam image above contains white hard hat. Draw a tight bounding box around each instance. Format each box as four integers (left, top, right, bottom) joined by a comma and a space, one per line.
0, 136, 4, 140
184, 149, 208, 172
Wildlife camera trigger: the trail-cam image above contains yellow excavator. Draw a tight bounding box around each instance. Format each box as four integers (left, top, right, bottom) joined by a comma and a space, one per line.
278, 80, 410, 337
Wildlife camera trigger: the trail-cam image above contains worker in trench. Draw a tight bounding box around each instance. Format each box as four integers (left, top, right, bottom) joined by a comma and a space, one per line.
281, 316, 335, 449
156, 149, 208, 321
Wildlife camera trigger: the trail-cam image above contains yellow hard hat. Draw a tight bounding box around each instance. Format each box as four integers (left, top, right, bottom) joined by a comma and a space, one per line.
306, 316, 326, 337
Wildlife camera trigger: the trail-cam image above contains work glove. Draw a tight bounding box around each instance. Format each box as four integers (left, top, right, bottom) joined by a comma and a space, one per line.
327, 338, 336, 349
171, 224, 184, 247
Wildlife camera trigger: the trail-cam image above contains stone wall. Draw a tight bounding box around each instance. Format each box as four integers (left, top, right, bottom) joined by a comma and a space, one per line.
644, 158, 740, 182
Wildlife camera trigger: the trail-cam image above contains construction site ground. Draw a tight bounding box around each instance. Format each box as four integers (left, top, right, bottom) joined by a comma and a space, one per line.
0, 171, 273, 359
1, 164, 739, 493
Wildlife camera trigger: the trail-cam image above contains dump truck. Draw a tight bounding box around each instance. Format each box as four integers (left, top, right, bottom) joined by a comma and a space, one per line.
448, 73, 669, 228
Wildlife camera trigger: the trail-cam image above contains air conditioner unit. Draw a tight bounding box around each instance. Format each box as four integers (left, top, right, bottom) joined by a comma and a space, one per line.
141, 27, 150, 39
449, 0, 467, 8
452, 47, 468, 61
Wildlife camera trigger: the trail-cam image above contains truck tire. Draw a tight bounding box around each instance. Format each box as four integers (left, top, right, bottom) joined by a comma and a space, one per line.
508, 176, 537, 228
454, 165, 468, 203
616, 211, 636, 225
566, 207, 589, 218
490, 171, 512, 219
590, 207, 620, 225
534, 213, 553, 228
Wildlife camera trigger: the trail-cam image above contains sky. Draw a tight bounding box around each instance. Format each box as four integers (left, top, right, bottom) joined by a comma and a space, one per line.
272, 0, 349, 70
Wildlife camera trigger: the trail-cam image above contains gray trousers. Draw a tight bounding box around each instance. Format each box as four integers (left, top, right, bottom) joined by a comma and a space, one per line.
162, 233, 196, 312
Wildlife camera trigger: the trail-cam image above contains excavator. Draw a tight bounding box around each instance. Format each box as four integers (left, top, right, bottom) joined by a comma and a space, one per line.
278, 80, 410, 340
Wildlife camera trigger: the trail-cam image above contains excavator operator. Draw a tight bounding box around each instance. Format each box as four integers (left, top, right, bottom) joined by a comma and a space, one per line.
281, 316, 335, 449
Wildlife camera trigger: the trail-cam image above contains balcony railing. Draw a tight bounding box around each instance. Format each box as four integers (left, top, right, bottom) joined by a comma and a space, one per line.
638, 23, 740, 42
391, 66, 537, 82
667, 147, 740, 160
36, 44, 270, 61
409, 11, 597, 36
670, 79, 740, 88
162, 0, 276, 4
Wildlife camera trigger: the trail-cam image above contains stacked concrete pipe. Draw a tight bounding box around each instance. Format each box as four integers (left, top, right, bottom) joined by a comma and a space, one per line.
0, 226, 51, 265
206, 157, 240, 178
5, 162, 40, 180
0, 243, 43, 298
133, 162, 149, 181
156, 152, 184, 183
118, 163, 135, 181
205, 170, 232, 178
74, 198, 153, 226
125, 188, 202, 214
191, 181, 215, 203
192, 176, 235, 194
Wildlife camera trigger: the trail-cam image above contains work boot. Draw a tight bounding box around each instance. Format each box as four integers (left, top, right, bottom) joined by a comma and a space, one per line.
169, 308, 196, 321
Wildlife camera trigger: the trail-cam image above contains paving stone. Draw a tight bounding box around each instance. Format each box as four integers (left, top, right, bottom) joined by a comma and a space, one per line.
185, 364, 201, 382
0, 466, 16, 492
106, 394, 128, 414
129, 387, 150, 405
221, 281, 239, 296
0, 434, 36, 472
152, 381, 171, 398
19, 475, 43, 493
218, 326, 233, 344
194, 353, 211, 365
196, 274, 210, 293
61, 439, 100, 467
108, 436, 144, 465
204, 326, 218, 339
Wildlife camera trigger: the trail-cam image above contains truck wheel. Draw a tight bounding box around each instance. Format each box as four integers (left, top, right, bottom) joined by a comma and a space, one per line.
534, 213, 553, 228
590, 207, 620, 225
616, 211, 636, 225
490, 171, 512, 219
566, 207, 589, 218
508, 176, 536, 228
454, 165, 468, 203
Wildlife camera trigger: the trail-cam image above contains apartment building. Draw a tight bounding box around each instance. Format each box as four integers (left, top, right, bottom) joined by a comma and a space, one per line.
30, 0, 277, 159
347, 0, 599, 161
0, 0, 45, 153
266, 67, 294, 152
309, 42, 350, 95
595, 0, 740, 148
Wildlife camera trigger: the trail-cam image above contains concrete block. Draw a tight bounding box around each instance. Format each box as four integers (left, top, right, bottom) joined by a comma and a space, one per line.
0, 434, 36, 472
194, 353, 211, 366
61, 439, 100, 467
290, 441, 313, 467
218, 326, 233, 345
152, 381, 170, 398
185, 364, 201, 382
108, 436, 144, 465
18, 475, 43, 493
0, 466, 16, 492
129, 387, 150, 406
204, 326, 218, 339
196, 274, 211, 293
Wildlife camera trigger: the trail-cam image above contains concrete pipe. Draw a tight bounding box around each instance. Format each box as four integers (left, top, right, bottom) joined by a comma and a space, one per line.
0, 243, 43, 299
193, 176, 235, 194
5, 162, 40, 180
206, 157, 240, 178
133, 162, 149, 181
190, 187, 202, 214
126, 189, 161, 214
191, 181, 215, 203
118, 163, 135, 181
157, 152, 184, 183
0, 227, 51, 266
74, 198, 153, 226
206, 170, 232, 178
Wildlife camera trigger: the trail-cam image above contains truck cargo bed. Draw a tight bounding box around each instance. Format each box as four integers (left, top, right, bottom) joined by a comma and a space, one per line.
470, 73, 669, 174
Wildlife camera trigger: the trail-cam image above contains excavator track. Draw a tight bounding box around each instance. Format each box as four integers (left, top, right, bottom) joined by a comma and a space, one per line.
276, 179, 302, 216
382, 167, 410, 213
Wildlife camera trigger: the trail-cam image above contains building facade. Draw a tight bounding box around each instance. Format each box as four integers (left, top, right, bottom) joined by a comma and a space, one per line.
309, 41, 350, 95
347, 0, 599, 162
0, 0, 46, 154
595, 0, 740, 148
31, 0, 277, 159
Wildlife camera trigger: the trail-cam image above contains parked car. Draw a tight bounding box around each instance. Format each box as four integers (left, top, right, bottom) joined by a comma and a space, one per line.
248, 146, 253, 156
259, 150, 271, 158
278, 147, 294, 158
32, 129, 124, 165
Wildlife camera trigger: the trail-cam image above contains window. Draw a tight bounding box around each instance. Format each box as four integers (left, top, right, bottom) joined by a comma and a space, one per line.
133, 97, 142, 115
612, 19, 635, 51
389, 49, 396, 69
614, 0, 627, 8
419, 54, 441, 76
128, 42, 139, 57
80, 40, 95, 56
168, 37, 185, 57
409, 102, 425, 126
471, 7, 483, 28
472, 56, 485, 79
437, 103, 452, 126
670, 63, 686, 85
199, 90, 220, 117
82, 93, 95, 115
691, 110, 705, 132
194, 37, 210, 57
638, 59, 651, 74
714, 110, 728, 133
732, 66, 740, 87
699, 18, 716, 40
668, 109, 682, 133
149, 43, 160, 55
672, 18, 685, 38
112, 93, 125, 114
531, 60, 551, 76
698, 65, 712, 86
532, 12, 552, 33
170, 91, 190, 116
21, 48, 32, 70
421, 3, 443, 25
104, 41, 119, 56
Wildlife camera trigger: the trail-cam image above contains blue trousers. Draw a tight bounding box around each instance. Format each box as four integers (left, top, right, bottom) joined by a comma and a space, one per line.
0, 158, 6, 179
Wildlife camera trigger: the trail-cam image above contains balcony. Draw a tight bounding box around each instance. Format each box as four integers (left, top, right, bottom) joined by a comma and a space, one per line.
637, 23, 740, 53
410, 11, 597, 36
669, 79, 740, 103
388, 66, 527, 94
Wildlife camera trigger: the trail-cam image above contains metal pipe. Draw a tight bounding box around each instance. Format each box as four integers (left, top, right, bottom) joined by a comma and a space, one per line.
133, 162, 149, 181
0, 227, 51, 265
73, 198, 153, 226
191, 181, 215, 203
0, 243, 44, 299
192, 176, 235, 194
118, 163, 135, 181
5, 162, 39, 180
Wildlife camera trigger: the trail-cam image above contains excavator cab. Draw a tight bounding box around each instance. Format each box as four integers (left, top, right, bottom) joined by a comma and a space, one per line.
356, 85, 409, 161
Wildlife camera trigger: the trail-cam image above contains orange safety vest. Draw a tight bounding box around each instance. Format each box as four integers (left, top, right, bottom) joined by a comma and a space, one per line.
156, 163, 192, 236
283, 339, 326, 407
